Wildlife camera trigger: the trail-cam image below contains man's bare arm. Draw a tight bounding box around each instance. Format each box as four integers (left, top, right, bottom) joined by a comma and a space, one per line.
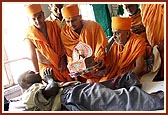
132, 55, 145, 75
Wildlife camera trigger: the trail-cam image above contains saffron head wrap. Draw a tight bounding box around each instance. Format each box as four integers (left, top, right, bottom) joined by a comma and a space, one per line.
112, 17, 132, 30
25, 4, 42, 17
61, 4, 79, 18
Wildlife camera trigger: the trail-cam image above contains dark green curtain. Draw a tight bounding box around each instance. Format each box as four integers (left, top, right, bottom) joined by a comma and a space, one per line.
91, 4, 112, 39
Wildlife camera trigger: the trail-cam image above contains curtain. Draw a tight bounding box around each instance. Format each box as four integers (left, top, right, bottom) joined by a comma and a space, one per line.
91, 4, 113, 39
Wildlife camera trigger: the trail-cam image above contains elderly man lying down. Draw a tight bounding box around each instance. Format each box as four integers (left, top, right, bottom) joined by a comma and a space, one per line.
9, 68, 164, 111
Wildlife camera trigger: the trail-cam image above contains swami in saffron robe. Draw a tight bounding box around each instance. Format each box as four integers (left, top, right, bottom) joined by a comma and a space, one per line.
25, 21, 72, 82
141, 4, 164, 78
61, 20, 108, 82
100, 33, 146, 82
141, 4, 164, 47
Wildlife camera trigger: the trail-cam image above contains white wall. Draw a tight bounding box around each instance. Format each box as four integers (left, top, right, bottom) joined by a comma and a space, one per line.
41, 4, 50, 18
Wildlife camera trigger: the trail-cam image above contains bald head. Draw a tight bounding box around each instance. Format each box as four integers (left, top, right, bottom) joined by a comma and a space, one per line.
18, 70, 42, 89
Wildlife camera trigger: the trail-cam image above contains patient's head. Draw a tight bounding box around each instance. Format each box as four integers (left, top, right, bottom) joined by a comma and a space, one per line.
18, 70, 42, 90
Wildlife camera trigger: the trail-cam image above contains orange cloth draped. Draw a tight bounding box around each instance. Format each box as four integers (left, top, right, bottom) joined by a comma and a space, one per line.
100, 33, 146, 82
130, 10, 147, 42
141, 4, 164, 78
141, 4, 164, 47
25, 21, 72, 82
61, 20, 108, 81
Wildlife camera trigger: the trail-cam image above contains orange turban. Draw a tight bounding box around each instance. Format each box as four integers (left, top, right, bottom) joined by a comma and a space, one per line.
112, 17, 132, 30
25, 4, 42, 17
61, 4, 79, 18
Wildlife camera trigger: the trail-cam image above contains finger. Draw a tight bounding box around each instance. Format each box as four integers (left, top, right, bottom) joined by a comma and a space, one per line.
43, 69, 47, 75
46, 68, 50, 75
49, 68, 53, 75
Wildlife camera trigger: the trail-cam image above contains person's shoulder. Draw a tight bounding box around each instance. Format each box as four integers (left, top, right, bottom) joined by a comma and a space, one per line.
61, 23, 69, 31
25, 25, 36, 35
46, 20, 61, 28
83, 20, 101, 28
131, 32, 142, 38
28, 83, 45, 91
45, 20, 52, 24
84, 20, 98, 24
130, 33, 146, 43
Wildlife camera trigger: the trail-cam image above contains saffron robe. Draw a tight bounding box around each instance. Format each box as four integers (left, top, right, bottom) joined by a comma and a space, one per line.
129, 10, 147, 43
25, 21, 72, 82
141, 4, 164, 78
130, 10, 152, 67
61, 20, 108, 82
100, 33, 146, 82
141, 4, 164, 47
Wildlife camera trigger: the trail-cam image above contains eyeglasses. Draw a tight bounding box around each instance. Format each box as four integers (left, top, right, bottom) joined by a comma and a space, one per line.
113, 31, 121, 37
114, 36, 121, 44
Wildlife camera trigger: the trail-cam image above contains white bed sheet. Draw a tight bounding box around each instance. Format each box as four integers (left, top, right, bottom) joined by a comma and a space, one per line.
140, 71, 164, 93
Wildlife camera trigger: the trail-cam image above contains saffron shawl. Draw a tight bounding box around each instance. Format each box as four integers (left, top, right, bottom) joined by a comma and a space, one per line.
25, 21, 72, 82
101, 33, 146, 81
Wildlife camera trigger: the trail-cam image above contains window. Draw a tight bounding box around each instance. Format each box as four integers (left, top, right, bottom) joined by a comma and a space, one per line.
79, 4, 95, 21
2, 3, 35, 88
